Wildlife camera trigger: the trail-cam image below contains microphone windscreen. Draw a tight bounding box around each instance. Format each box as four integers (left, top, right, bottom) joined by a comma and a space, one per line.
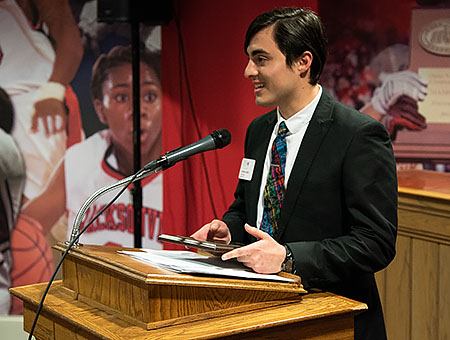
212, 129, 232, 149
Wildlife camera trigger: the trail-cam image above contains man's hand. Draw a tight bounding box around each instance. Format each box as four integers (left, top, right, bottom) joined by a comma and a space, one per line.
221, 224, 286, 274
31, 98, 67, 136
191, 219, 231, 243
371, 70, 428, 115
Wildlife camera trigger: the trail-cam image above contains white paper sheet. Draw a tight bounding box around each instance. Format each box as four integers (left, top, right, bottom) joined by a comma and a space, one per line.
118, 249, 295, 283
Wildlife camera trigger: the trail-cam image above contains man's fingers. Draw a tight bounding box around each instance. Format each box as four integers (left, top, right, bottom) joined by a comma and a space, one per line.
191, 223, 212, 240
222, 248, 244, 261
191, 220, 230, 243
190, 228, 207, 240
209, 221, 222, 234
221, 249, 237, 261
222, 242, 254, 261
220, 225, 269, 260
244, 223, 270, 240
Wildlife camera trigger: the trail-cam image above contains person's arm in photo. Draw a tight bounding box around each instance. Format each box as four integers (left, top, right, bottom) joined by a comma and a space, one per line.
361, 70, 428, 139
31, 0, 83, 136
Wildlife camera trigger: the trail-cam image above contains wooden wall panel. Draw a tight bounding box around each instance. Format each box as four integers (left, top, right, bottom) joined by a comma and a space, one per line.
376, 170, 450, 340
439, 244, 450, 340
384, 235, 411, 340
411, 239, 439, 340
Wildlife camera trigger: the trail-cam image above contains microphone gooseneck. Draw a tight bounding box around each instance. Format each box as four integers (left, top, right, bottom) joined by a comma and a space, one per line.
41, 128, 231, 340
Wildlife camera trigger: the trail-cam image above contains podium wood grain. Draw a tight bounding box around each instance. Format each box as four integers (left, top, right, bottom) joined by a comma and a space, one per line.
55, 243, 307, 329
11, 243, 366, 340
14, 282, 365, 340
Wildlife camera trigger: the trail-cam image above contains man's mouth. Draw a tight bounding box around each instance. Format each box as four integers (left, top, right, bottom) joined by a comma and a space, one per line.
254, 83, 265, 94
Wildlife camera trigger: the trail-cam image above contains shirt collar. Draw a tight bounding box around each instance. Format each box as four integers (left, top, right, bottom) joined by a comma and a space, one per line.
276, 85, 322, 135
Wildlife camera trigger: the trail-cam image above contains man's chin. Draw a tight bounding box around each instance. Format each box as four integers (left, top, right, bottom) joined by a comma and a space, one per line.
255, 97, 275, 108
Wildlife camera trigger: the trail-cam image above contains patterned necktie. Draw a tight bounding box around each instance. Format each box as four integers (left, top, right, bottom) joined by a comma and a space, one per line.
261, 121, 288, 237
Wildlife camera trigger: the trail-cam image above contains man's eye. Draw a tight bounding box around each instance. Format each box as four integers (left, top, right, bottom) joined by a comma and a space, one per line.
256, 56, 267, 65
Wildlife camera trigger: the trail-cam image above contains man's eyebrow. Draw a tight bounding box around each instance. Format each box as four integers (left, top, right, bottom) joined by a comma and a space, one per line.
249, 49, 269, 57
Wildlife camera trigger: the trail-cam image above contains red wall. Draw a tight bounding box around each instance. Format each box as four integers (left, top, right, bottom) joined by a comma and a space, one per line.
162, 0, 318, 238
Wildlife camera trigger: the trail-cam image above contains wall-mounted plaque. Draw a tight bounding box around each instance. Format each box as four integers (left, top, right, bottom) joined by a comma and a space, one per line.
393, 8, 450, 161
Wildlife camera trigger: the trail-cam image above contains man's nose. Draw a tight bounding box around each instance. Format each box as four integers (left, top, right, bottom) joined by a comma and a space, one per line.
244, 60, 257, 78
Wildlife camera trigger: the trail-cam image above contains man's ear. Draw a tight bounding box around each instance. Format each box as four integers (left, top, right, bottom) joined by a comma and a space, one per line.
295, 51, 313, 78
94, 98, 107, 125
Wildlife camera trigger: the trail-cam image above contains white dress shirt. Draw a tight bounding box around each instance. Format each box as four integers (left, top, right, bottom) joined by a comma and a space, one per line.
256, 86, 322, 230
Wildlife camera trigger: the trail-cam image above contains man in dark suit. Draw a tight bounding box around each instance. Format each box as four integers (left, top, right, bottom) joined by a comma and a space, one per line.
192, 7, 397, 340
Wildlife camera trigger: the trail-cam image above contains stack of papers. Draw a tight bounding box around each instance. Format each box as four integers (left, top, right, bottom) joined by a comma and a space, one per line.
119, 249, 295, 283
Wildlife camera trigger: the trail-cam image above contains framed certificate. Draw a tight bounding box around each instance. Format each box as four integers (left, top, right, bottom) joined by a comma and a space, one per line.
393, 8, 450, 162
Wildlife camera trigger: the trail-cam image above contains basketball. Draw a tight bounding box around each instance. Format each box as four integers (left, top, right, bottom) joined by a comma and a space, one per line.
9, 214, 54, 314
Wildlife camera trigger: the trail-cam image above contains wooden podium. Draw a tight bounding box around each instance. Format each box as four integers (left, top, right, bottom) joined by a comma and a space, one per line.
11, 243, 367, 340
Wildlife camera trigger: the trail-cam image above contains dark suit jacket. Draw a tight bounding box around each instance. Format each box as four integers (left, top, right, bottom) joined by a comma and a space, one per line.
222, 91, 398, 340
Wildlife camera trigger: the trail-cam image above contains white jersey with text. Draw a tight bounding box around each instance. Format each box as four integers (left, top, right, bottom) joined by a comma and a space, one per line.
64, 130, 163, 249
0, 0, 66, 199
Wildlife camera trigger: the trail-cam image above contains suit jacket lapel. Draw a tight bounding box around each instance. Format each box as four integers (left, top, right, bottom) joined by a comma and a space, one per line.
276, 91, 335, 241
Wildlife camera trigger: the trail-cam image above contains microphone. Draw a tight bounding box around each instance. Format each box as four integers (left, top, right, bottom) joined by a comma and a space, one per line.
145, 129, 232, 170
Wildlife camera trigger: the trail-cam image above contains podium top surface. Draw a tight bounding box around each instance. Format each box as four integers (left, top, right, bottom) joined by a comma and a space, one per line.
54, 243, 306, 294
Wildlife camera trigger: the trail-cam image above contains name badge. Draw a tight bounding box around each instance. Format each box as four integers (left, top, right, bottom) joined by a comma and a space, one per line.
238, 158, 256, 181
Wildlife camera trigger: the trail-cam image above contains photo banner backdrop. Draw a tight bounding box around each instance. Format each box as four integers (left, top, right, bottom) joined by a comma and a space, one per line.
0, 0, 172, 315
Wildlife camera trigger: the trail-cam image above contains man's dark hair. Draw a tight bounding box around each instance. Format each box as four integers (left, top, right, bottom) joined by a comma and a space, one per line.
244, 7, 328, 85
91, 45, 161, 101
0, 87, 14, 133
